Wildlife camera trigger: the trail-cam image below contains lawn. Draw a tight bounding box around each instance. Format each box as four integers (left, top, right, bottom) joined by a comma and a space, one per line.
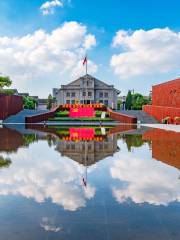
48, 117, 114, 122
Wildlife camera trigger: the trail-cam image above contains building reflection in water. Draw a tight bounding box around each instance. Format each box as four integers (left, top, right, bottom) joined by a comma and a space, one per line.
56, 133, 119, 166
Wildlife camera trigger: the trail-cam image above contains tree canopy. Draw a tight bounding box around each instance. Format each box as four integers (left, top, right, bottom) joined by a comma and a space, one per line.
125, 91, 151, 110
125, 90, 132, 110
47, 94, 53, 110
0, 76, 12, 89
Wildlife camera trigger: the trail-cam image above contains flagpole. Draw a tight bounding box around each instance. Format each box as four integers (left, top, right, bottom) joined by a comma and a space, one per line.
86, 54, 88, 75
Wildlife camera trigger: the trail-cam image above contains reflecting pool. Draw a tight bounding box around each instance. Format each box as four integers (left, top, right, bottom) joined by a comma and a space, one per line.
0, 125, 180, 240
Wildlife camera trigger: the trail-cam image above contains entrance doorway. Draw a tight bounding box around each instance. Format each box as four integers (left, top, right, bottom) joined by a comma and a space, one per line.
83, 100, 91, 104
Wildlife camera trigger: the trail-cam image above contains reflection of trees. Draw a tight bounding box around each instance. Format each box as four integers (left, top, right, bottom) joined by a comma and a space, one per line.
121, 134, 145, 152
22, 134, 38, 147
0, 156, 11, 168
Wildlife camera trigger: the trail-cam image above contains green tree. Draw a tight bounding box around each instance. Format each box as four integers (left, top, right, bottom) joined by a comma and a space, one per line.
132, 93, 150, 110
117, 99, 122, 110
47, 94, 53, 110
23, 96, 37, 109
0, 76, 12, 89
125, 90, 132, 110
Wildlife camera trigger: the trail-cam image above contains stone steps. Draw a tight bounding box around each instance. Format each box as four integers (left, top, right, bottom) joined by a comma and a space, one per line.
117, 110, 159, 124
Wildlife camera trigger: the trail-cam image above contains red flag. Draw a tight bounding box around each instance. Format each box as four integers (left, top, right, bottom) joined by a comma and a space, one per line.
83, 56, 87, 65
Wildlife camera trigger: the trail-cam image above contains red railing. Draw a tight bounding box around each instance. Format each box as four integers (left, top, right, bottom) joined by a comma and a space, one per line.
0, 94, 23, 120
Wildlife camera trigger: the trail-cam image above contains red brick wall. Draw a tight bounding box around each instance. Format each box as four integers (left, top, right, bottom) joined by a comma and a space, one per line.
152, 78, 180, 107
0, 94, 23, 120
143, 78, 180, 123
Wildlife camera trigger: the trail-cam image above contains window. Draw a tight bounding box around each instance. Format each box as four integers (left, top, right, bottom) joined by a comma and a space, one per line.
66, 100, 70, 104
99, 100, 103, 104
71, 100, 75, 104
104, 92, 108, 98
88, 92, 92, 97
71, 92, 75, 97
99, 92, 103, 98
66, 92, 70, 97
104, 100, 108, 106
88, 144, 92, 151
71, 144, 75, 150
83, 92, 86, 97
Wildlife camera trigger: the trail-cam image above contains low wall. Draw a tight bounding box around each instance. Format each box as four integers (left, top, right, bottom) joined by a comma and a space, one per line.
107, 108, 137, 124
25, 106, 59, 123
143, 105, 180, 124
0, 94, 23, 120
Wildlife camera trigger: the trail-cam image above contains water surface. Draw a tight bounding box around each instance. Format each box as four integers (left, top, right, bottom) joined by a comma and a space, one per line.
0, 125, 180, 240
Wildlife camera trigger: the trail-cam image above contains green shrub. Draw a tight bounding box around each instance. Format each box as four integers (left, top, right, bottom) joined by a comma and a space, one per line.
95, 111, 109, 118
48, 117, 114, 122
0, 89, 16, 95
55, 110, 69, 117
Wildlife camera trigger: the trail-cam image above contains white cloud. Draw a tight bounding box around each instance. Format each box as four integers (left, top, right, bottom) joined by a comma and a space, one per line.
110, 28, 180, 79
83, 34, 96, 49
0, 141, 96, 211
40, 0, 63, 15
0, 21, 97, 96
111, 147, 180, 206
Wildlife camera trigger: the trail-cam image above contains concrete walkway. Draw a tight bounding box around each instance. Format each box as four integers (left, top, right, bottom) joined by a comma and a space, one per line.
117, 110, 158, 124
141, 124, 180, 133
3, 109, 49, 124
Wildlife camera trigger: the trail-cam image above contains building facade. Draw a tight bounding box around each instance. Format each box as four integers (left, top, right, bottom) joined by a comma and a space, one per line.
53, 74, 120, 109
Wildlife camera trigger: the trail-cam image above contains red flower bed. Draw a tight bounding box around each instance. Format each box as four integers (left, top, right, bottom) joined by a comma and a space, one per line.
69, 107, 95, 118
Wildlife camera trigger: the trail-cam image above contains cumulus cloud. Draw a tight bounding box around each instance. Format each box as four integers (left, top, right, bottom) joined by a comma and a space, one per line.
110, 28, 180, 78
0, 21, 97, 96
83, 34, 96, 49
111, 149, 180, 206
40, 0, 63, 15
0, 141, 96, 211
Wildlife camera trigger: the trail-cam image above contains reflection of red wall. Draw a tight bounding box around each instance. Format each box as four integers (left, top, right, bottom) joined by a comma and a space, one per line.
143, 78, 180, 123
0, 128, 24, 152
143, 129, 180, 169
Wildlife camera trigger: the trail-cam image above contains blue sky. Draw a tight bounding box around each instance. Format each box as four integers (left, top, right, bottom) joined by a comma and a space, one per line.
0, 0, 180, 97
